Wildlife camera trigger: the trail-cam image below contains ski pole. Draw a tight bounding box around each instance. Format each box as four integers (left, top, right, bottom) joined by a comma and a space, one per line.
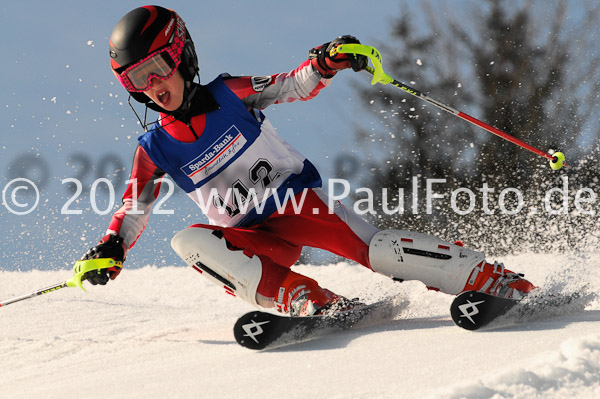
0, 258, 121, 307
334, 44, 567, 170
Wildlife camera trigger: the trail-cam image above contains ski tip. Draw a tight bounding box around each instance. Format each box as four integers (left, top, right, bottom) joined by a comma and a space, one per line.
450, 291, 518, 331
234, 311, 281, 350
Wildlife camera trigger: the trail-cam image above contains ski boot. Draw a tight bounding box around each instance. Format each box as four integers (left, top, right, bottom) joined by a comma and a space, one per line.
461, 261, 536, 300
291, 295, 363, 317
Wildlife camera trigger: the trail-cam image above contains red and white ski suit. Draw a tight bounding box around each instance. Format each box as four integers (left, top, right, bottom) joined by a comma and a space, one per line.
105, 59, 378, 308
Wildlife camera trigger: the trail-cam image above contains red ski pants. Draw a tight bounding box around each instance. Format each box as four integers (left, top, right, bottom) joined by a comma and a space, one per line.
189, 188, 379, 306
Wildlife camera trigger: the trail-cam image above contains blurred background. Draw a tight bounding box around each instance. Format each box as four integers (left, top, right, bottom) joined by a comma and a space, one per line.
1, 0, 599, 271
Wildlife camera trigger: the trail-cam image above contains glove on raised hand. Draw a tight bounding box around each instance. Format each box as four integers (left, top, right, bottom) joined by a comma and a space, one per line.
309, 35, 368, 78
81, 234, 126, 285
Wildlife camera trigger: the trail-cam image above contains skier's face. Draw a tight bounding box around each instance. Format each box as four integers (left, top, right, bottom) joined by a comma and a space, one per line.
143, 70, 185, 112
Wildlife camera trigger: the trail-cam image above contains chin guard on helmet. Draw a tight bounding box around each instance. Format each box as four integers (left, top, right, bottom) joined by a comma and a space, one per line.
126, 82, 199, 132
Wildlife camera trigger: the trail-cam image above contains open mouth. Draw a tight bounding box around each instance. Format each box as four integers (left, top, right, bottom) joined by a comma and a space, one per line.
157, 90, 170, 105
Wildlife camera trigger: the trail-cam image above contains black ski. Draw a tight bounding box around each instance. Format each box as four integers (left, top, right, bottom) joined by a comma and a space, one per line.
233, 301, 395, 350
450, 289, 591, 331
450, 291, 518, 330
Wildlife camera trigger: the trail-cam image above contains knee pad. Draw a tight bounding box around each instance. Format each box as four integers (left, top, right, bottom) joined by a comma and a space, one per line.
171, 227, 262, 306
368, 230, 485, 295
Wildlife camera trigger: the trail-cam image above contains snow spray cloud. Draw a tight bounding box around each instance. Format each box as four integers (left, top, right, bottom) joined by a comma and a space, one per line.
1, 176, 596, 217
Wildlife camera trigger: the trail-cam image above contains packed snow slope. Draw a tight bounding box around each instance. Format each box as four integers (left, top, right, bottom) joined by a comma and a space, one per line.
1, 253, 600, 399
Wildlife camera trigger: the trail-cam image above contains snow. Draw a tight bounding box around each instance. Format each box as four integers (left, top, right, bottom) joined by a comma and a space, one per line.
1, 253, 599, 399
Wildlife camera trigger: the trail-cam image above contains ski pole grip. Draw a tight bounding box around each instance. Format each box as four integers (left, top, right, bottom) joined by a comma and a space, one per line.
334, 44, 393, 85
68, 259, 122, 291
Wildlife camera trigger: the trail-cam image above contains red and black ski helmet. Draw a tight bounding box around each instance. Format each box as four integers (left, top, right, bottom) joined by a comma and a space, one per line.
109, 5, 199, 102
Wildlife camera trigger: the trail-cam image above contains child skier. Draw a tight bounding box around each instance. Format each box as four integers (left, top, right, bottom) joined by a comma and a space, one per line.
81, 5, 535, 316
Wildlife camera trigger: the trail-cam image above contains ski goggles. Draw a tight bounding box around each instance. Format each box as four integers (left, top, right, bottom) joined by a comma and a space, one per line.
117, 27, 185, 92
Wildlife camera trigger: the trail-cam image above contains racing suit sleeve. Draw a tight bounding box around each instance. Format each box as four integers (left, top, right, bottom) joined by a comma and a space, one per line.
106, 144, 165, 250
223, 59, 331, 109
